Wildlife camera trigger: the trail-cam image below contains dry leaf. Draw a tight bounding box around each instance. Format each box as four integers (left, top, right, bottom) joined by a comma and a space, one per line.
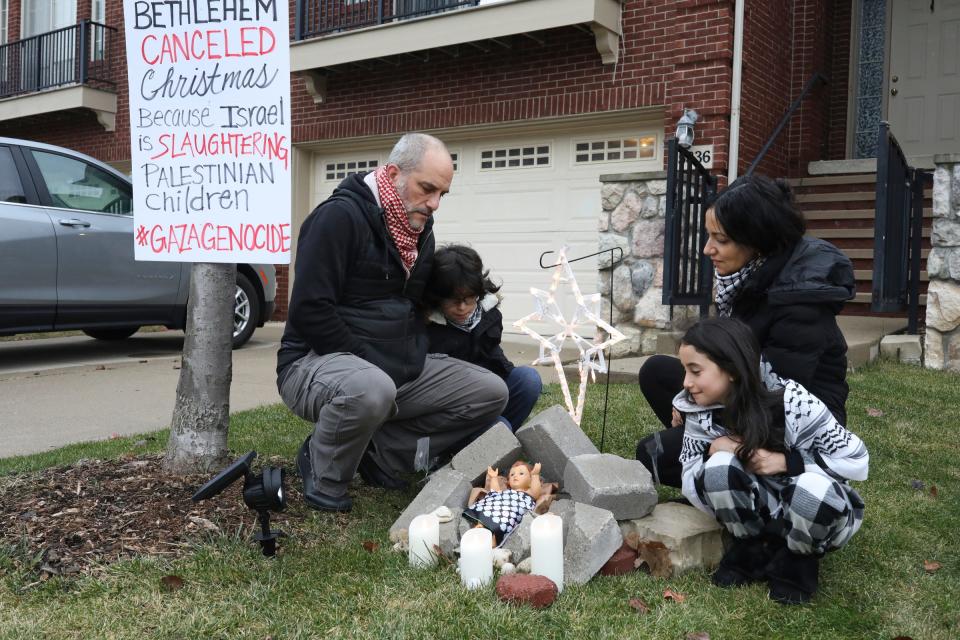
923, 560, 942, 574
686, 633, 710, 640
628, 598, 649, 614
930, 485, 939, 498
635, 540, 674, 578
866, 407, 884, 417
663, 589, 686, 603
160, 575, 185, 592
362, 541, 379, 553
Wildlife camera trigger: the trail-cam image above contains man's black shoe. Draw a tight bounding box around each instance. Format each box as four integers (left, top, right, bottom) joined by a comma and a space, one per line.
297, 436, 314, 494
357, 450, 409, 490
304, 490, 353, 512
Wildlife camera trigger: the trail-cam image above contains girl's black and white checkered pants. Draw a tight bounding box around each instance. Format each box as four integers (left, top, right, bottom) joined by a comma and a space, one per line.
695, 451, 864, 555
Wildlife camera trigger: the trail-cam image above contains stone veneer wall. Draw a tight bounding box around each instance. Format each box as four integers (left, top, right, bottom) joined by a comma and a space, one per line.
926, 155, 960, 369
598, 172, 696, 356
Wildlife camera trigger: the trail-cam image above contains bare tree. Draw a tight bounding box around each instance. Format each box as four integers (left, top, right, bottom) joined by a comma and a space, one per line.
163, 262, 235, 474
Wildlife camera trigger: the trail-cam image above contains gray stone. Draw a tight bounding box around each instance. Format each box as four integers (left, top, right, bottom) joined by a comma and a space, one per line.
934, 166, 952, 218
633, 286, 671, 329
612, 264, 635, 312
606, 325, 642, 358
926, 280, 960, 332
880, 334, 923, 365
927, 248, 948, 279
562, 454, 657, 520
438, 509, 463, 559
601, 182, 626, 211
598, 209, 610, 232
599, 270, 612, 296
647, 179, 668, 195
502, 511, 536, 563
925, 326, 944, 370
619, 502, 725, 576
611, 190, 642, 232
598, 233, 630, 268
631, 261, 655, 297
450, 421, 522, 485
515, 405, 599, 483
953, 165, 960, 213
389, 468, 472, 543
933, 218, 960, 247
562, 502, 623, 586
630, 218, 665, 259
640, 195, 660, 219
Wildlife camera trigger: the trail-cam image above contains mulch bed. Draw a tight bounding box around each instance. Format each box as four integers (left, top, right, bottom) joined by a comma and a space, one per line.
0, 455, 307, 579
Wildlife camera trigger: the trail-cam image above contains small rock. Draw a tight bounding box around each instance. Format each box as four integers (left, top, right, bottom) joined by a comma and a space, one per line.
492, 548, 512, 568
911, 479, 926, 491
501, 562, 516, 575
496, 573, 559, 609
600, 542, 638, 576
516, 558, 532, 574
433, 506, 454, 523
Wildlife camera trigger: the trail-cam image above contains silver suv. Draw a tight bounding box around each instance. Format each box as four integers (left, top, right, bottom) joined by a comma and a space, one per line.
0, 137, 277, 348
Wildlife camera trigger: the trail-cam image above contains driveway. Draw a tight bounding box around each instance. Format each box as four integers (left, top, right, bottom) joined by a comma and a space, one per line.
0, 325, 284, 458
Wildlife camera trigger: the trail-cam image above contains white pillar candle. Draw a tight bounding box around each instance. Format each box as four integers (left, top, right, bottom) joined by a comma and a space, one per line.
531, 513, 564, 593
459, 527, 494, 589
408, 513, 440, 568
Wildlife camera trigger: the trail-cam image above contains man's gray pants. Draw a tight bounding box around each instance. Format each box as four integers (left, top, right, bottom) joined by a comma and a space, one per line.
278, 352, 509, 497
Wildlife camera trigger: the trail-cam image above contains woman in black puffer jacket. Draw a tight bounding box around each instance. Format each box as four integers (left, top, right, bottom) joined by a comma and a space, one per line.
636, 175, 855, 487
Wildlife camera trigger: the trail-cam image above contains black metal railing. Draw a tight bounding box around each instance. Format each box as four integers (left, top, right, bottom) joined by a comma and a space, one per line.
0, 21, 116, 99
296, 0, 480, 40
662, 138, 718, 314
872, 121, 928, 332
745, 72, 828, 177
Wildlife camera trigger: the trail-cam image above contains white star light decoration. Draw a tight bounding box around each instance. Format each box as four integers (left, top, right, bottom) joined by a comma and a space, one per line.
513, 246, 626, 425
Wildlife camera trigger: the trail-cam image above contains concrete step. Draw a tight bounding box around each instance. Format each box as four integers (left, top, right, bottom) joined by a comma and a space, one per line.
808, 228, 931, 239
787, 174, 877, 187
804, 208, 933, 220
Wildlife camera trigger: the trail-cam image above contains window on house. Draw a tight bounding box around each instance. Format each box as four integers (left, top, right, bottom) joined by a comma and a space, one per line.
324, 158, 379, 181
0, 0, 9, 45
449, 151, 459, 172
479, 144, 551, 170
91, 0, 106, 61
574, 136, 657, 164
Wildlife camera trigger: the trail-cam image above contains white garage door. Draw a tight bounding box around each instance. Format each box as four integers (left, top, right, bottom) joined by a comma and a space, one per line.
311, 126, 662, 336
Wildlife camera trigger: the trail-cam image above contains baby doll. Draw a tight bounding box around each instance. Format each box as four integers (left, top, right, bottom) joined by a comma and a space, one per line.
462, 460, 542, 546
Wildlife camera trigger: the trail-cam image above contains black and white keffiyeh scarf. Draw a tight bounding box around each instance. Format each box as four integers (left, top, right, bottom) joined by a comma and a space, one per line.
714, 256, 765, 317
447, 301, 483, 332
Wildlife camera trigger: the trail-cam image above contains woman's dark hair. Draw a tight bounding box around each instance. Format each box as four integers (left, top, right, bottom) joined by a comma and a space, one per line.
707, 174, 806, 256
681, 317, 784, 463
424, 244, 500, 308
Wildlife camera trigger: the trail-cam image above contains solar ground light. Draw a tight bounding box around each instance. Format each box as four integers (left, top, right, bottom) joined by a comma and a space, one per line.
191, 451, 287, 557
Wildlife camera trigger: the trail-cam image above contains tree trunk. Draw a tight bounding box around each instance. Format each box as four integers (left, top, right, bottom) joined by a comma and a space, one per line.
163, 262, 235, 474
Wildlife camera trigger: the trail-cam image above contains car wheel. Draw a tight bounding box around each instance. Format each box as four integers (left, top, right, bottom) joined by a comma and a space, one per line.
233, 273, 260, 348
83, 327, 139, 341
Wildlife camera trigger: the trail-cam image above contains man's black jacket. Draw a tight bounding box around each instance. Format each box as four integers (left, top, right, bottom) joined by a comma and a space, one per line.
277, 173, 434, 387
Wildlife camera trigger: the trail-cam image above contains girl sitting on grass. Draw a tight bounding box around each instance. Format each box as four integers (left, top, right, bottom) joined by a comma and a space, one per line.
675, 317, 868, 605
424, 245, 542, 431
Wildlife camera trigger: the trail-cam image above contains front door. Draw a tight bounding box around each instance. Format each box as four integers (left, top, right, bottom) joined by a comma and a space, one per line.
888, 0, 960, 157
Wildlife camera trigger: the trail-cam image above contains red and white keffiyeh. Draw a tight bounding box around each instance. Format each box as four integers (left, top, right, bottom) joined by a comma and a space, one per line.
375, 166, 421, 275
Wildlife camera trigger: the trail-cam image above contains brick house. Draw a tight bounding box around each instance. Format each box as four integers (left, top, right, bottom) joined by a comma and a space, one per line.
1, 0, 953, 346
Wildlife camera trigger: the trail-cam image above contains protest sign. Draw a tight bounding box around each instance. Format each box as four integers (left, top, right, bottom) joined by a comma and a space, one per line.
124, 0, 291, 263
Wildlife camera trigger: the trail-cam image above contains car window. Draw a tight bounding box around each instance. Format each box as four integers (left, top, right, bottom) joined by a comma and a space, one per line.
0, 147, 27, 204
31, 150, 132, 215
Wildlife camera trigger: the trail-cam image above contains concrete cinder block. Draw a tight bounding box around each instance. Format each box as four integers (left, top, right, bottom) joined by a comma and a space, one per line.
562, 502, 622, 586
502, 511, 535, 563
619, 502, 725, 576
880, 334, 923, 365
515, 405, 599, 483
563, 453, 657, 520
438, 509, 463, 559
450, 421, 522, 485
389, 468, 472, 543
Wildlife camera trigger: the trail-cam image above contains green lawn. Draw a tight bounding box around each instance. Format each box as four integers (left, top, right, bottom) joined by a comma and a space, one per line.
1, 361, 958, 639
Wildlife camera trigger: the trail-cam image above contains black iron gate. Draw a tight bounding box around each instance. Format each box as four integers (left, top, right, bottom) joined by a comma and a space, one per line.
662, 138, 717, 315
872, 121, 928, 333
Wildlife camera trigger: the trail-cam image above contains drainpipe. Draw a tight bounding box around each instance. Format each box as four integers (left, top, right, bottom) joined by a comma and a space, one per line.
728, 0, 745, 183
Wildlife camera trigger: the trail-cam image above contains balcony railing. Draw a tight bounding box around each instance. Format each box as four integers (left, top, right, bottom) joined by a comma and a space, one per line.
296, 0, 481, 40
0, 21, 117, 100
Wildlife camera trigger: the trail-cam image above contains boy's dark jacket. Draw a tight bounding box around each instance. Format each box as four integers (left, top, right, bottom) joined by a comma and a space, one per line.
277, 173, 434, 387
731, 236, 855, 425
426, 294, 514, 380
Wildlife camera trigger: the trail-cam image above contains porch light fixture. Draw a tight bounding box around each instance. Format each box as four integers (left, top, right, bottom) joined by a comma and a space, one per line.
675, 109, 698, 149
